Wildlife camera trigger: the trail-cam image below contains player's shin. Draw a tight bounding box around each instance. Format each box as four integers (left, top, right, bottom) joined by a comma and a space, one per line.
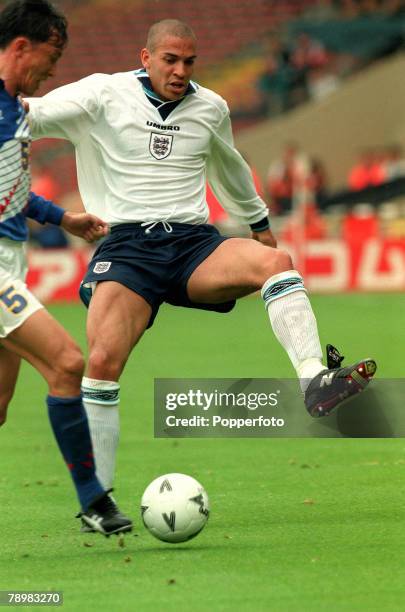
261, 270, 325, 392
81, 377, 120, 490
46, 395, 104, 510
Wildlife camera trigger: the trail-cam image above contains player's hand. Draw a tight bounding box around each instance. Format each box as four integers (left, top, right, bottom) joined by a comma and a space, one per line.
61, 212, 109, 242
251, 228, 277, 248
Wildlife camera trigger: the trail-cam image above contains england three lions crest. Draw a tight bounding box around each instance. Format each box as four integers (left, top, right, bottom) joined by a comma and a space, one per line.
149, 132, 173, 160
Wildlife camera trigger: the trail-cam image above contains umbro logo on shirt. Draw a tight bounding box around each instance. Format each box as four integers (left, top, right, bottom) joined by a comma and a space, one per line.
146, 121, 180, 131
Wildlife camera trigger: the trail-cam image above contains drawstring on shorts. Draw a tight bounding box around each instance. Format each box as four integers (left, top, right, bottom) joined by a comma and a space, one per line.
141, 221, 173, 234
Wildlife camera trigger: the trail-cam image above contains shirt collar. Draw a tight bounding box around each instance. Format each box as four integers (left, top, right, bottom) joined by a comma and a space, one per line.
134, 68, 197, 120
134, 68, 197, 102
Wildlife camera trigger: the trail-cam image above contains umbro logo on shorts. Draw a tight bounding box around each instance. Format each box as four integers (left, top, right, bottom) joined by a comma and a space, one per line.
93, 261, 111, 274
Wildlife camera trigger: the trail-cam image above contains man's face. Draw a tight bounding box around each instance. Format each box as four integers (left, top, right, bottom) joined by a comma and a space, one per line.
141, 35, 197, 101
17, 37, 63, 95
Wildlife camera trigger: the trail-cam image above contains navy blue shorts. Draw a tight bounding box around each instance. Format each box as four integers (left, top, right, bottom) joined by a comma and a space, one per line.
81, 222, 236, 328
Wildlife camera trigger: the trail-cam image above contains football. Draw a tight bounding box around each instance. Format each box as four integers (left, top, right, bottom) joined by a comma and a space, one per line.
141, 473, 210, 543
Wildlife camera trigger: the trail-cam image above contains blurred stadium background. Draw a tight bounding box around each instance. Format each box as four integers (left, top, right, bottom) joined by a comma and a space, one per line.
5, 0, 405, 298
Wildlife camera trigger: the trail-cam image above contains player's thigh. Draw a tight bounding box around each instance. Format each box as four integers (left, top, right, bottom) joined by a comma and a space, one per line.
187, 237, 293, 303
4, 307, 84, 382
0, 277, 72, 379
86, 281, 152, 375
0, 346, 21, 425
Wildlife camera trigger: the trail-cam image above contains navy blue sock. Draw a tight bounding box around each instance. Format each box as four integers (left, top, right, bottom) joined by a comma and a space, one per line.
47, 395, 105, 510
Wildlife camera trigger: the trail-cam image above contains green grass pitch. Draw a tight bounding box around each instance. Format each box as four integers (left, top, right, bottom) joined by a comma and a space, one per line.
1, 293, 405, 611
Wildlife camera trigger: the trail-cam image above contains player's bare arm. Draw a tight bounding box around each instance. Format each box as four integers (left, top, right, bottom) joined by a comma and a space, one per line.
61, 211, 109, 242
252, 228, 277, 248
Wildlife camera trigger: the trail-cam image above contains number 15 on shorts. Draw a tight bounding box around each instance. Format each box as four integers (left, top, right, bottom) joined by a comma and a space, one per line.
0, 286, 28, 314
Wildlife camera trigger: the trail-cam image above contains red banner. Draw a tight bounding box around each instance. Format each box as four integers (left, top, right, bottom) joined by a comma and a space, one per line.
27, 248, 91, 302
283, 238, 405, 292
26, 239, 405, 302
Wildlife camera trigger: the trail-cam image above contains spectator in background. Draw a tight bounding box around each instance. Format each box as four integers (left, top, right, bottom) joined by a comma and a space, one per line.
291, 33, 329, 76
257, 34, 297, 116
267, 145, 329, 214
308, 157, 329, 207
348, 148, 387, 191
266, 142, 311, 213
290, 33, 334, 102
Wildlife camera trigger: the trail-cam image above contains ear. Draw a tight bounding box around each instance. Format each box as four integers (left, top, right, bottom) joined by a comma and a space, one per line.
140, 48, 150, 69
12, 37, 32, 57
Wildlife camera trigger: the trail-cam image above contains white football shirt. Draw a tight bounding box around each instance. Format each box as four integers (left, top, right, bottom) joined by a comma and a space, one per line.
28, 70, 268, 227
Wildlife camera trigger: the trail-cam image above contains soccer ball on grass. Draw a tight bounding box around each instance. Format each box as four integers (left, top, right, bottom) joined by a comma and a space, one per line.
141, 473, 210, 543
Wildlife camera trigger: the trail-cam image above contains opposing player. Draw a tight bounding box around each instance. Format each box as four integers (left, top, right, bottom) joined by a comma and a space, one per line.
27, 19, 376, 493
0, 0, 132, 536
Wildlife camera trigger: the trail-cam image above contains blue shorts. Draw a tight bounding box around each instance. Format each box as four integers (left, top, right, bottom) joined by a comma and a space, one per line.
81, 222, 236, 328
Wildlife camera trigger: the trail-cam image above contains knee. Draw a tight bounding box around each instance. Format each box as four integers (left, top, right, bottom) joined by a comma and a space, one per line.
53, 344, 85, 382
270, 248, 293, 273
258, 248, 293, 284
88, 347, 122, 381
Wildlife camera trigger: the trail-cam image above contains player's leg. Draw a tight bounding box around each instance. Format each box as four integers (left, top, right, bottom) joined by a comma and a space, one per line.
187, 237, 376, 415
4, 307, 84, 394
0, 346, 21, 427
2, 307, 106, 508
2, 306, 132, 534
0, 257, 105, 510
187, 237, 325, 386
82, 281, 152, 489
187, 237, 293, 302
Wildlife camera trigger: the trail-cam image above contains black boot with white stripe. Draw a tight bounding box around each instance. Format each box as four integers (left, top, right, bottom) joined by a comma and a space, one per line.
79, 490, 133, 537
304, 345, 377, 418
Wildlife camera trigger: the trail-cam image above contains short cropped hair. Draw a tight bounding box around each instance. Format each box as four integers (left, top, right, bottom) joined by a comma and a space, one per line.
0, 0, 68, 50
146, 19, 196, 52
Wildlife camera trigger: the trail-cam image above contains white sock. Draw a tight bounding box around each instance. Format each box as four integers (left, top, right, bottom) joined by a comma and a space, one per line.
261, 270, 325, 392
81, 377, 120, 490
